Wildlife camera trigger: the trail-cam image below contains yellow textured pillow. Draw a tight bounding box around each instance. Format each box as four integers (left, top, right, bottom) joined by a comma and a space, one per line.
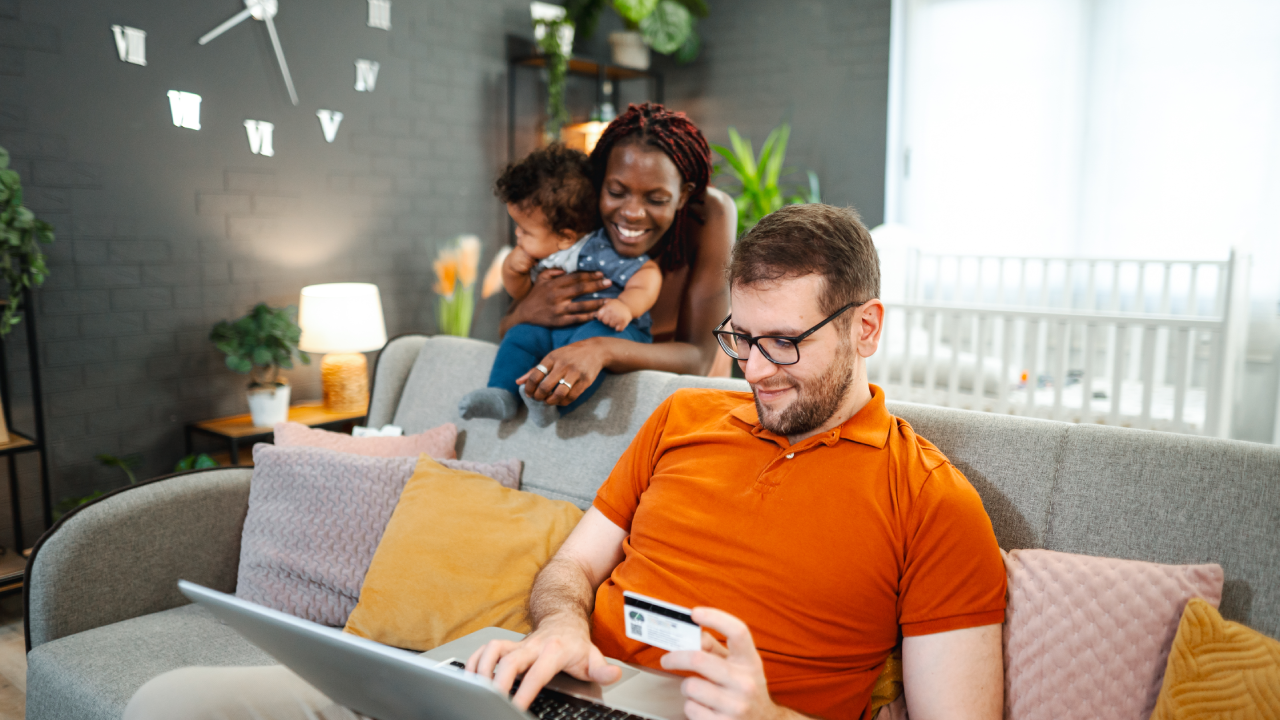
1150, 597, 1280, 719
344, 454, 583, 651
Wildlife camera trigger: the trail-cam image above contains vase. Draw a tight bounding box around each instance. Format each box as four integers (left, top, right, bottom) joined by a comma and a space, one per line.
247, 382, 291, 428
609, 31, 650, 70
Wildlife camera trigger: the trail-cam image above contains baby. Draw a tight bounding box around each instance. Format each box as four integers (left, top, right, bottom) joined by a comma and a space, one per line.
458, 144, 662, 427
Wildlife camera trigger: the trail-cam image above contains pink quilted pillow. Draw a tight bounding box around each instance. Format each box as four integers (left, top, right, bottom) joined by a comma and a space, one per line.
236, 445, 524, 626
273, 421, 457, 459
1002, 548, 1223, 720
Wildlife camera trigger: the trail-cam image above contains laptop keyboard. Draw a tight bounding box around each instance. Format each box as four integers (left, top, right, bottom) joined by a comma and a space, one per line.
447, 661, 648, 720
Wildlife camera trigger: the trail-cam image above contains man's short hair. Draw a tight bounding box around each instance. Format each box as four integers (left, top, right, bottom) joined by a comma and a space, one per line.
728, 204, 880, 322
494, 143, 599, 237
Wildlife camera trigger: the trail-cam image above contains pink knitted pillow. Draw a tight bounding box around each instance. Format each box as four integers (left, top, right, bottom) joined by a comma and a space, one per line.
236, 445, 523, 626
273, 421, 457, 459
1002, 548, 1223, 720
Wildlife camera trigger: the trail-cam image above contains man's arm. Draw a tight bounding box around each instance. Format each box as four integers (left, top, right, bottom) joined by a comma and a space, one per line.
901, 624, 1003, 720
466, 507, 628, 709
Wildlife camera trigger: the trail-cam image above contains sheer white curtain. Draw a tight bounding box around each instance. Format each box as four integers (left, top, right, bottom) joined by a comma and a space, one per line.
886, 0, 1280, 266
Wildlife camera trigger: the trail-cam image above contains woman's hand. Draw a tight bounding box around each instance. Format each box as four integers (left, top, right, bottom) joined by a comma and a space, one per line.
517, 337, 611, 406
509, 270, 612, 328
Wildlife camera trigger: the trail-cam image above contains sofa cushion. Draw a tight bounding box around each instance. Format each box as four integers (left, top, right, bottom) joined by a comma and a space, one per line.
273, 420, 458, 459
344, 455, 582, 651
1002, 548, 1223, 720
1047, 423, 1280, 639
25, 604, 273, 720
1150, 597, 1280, 719
236, 445, 418, 626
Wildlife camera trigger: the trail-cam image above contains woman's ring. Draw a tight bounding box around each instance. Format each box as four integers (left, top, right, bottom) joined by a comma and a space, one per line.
558, 379, 573, 389
535, 364, 549, 374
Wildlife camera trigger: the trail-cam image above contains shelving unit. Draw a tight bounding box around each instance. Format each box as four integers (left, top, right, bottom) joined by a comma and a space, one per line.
506, 34, 665, 165
0, 289, 50, 595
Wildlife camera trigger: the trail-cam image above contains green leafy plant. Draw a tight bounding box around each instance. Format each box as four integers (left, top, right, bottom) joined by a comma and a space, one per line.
174, 453, 218, 471
711, 123, 822, 236
533, 13, 574, 140
567, 0, 707, 63
0, 145, 54, 337
54, 452, 141, 520
210, 303, 310, 387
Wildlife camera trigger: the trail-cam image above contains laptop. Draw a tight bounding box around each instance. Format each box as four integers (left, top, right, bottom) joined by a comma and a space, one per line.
178, 580, 687, 720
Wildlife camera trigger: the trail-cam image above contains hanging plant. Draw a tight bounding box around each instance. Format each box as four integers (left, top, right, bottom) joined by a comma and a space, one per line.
532, 4, 576, 142
0, 145, 54, 338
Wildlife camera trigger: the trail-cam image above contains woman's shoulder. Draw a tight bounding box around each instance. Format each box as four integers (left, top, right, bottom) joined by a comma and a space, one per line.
693, 186, 736, 226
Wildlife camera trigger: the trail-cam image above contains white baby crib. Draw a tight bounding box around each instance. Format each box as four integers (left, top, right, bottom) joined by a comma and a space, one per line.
868, 250, 1250, 437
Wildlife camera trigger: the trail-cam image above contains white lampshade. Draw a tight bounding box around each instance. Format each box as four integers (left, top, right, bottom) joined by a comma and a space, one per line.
298, 283, 387, 353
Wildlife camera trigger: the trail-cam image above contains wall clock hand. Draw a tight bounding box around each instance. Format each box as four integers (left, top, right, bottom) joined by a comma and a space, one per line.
261, 13, 298, 105
198, 0, 298, 105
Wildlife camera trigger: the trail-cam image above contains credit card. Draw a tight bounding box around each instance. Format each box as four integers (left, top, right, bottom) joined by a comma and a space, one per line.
623, 590, 702, 652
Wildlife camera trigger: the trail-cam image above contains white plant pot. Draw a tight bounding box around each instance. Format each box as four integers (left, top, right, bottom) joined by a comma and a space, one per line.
247, 383, 291, 428
609, 31, 650, 70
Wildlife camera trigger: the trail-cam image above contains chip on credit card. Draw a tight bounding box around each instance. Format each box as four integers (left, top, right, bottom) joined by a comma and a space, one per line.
623, 590, 702, 652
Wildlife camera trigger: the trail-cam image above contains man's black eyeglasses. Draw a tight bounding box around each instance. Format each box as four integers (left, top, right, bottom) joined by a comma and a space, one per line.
713, 300, 866, 366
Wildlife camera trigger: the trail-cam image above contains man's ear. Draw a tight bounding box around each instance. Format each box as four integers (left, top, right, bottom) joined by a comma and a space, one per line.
855, 299, 885, 359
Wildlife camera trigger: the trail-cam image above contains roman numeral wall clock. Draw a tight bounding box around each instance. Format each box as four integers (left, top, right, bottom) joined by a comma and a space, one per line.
110, 0, 392, 155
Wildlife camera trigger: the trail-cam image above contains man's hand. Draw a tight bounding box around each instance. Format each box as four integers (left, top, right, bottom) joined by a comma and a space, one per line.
595, 299, 634, 332
660, 608, 798, 720
465, 615, 622, 710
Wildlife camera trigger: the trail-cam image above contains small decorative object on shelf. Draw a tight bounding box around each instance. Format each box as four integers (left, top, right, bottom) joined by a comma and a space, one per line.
433, 235, 481, 338
297, 283, 387, 413
210, 303, 310, 427
566, 0, 708, 69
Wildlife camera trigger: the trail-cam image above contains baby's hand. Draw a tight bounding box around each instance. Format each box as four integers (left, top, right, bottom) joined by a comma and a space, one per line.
596, 299, 633, 332
507, 245, 536, 275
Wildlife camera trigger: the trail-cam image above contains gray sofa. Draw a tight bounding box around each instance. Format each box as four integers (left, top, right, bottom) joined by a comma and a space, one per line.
23, 334, 1280, 719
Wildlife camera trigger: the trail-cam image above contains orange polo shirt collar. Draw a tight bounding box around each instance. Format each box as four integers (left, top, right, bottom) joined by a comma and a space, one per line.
728, 384, 893, 451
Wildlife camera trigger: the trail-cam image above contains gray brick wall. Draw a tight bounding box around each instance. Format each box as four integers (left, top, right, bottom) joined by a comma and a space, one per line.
662, 0, 891, 228
0, 0, 534, 547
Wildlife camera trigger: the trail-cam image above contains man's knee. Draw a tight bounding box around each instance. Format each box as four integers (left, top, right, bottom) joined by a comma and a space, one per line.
123, 665, 355, 720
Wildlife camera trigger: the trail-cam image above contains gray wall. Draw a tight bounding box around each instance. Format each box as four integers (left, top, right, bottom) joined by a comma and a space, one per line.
0, 0, 535, 545
662, 0, 892, 229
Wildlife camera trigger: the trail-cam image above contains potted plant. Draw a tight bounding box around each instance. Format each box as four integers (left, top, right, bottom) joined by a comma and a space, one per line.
0, 145, 54, 338
210, 303, 310, 427
566, 0, 707, 70
433, 235, 481, 337
711, 122, 822, 236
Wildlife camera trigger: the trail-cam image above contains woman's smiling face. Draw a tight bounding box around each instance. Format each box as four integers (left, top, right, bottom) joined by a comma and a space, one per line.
599, 140, 694, 258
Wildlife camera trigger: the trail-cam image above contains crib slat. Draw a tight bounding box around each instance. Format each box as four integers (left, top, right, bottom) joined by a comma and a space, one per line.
1203, 329, 1225, 437
1110, 323, 1126, 426
974, 314, 988, 405
1086, 261, 1098, 311
947, 313, 961, 408
1110, 262, 1122, 311
1025, 319, 1039, 416
1187, 263, 1200, 317
1139, 324, 1157, 428
999, 316, 1012, 412
1171, 326, 1190, 432
925, 312, 940, 404
1082, 322, 1096, 421
1159, 263, 1173, 314
1052, 320, 1067, 419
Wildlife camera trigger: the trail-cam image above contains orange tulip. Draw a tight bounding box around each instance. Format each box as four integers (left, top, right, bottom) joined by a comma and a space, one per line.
457, 235, 481, 287
433, 249, 459, 298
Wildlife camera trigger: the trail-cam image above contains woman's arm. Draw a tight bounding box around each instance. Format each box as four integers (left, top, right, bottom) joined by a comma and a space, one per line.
522, 188, 736, 404
498, 270, 613, 337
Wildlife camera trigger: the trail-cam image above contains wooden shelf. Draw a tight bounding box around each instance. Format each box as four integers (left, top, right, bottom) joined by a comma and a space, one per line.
0, 433, 33, 454
191, 401, 367, 439
0, 548, 29, 594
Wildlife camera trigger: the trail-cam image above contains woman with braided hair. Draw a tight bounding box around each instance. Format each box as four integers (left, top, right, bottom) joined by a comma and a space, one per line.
506, 103, 737, 408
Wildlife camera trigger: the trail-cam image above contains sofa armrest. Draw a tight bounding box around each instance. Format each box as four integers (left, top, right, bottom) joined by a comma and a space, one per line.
24, 466, 254, 650
367, 334, 429, 428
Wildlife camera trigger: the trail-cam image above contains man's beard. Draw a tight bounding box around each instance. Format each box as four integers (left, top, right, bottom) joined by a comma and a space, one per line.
752, 338, 855, 437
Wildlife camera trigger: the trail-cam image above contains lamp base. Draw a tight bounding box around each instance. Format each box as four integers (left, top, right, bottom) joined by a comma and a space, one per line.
320, 352, 369, 413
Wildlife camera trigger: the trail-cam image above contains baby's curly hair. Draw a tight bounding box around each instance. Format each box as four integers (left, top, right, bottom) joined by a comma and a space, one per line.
495, 144, 599, 237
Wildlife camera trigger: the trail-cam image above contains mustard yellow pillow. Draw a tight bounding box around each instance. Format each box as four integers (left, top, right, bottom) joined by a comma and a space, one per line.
1150, 597, 1280, 719
344, 454, 583, 651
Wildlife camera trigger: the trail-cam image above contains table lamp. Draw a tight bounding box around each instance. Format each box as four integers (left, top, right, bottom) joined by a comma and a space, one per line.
298, 283, 387, 413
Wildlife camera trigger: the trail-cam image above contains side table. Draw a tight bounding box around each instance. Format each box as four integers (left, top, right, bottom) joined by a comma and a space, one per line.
185, 401, 367, 465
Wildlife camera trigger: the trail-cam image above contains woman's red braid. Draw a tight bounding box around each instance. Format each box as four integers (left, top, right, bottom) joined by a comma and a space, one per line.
589, 103, 711, 273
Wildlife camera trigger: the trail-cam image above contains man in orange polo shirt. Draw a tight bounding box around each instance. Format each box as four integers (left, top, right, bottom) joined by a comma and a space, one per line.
469, 204, 1006, 720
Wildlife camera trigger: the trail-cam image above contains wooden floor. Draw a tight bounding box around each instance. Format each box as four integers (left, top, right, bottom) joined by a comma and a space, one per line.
0, 594, 24, 719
